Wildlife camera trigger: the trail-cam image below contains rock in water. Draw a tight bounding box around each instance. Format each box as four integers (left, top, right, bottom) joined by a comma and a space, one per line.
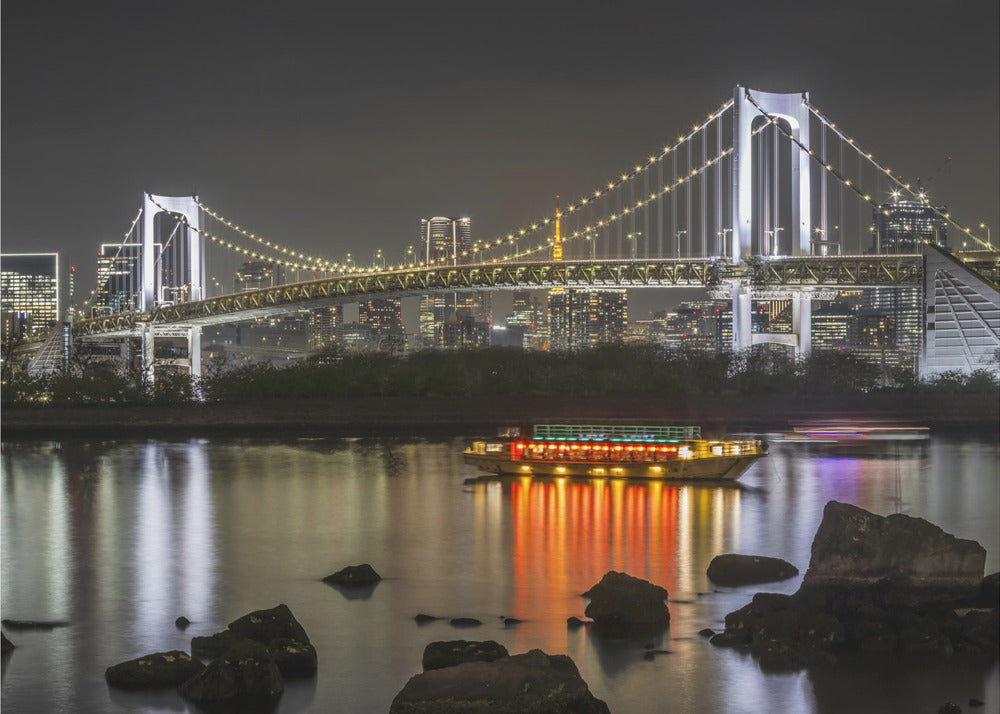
803, 501, 986, 604
584, 571, 670, 635
711, 501, 998, 668
105, 650, 204, 689
1, 633, 14, 654
175, 616, 191, 629
389, 649, 610, 714
179, 639, 283, 712
191, 629, 239, 660
422, 640, 509, 671
267, 638, 318, 678
707, 554, 799, 586
322, 563, 381, 587
227, 603, 310, 646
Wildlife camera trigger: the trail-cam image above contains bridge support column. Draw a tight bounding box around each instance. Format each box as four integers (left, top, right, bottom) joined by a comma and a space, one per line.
791, 292, 812, 358
731, 283, 753, 352
141, 323, 155, 389
188, 326, 202, 399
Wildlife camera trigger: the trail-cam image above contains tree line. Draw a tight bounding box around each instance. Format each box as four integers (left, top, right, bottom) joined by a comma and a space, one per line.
2, 345, 997, 407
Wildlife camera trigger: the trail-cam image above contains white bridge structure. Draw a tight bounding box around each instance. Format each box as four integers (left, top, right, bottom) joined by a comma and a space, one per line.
27, 86, 1000, 385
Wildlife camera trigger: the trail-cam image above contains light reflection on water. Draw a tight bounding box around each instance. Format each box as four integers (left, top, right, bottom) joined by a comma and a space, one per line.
1, 435, 997, 713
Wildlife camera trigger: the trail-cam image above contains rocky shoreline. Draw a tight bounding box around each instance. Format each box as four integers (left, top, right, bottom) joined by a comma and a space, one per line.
2, 393, 997, 438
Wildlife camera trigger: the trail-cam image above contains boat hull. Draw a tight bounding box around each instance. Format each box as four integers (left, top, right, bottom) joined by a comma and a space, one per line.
463, 451, 764, 480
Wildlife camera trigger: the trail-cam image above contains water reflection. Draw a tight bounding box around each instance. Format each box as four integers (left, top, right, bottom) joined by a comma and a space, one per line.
471, 477, 743, 647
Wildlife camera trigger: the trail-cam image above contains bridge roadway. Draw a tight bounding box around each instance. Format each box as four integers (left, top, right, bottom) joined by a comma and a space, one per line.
73, 254, 932, 337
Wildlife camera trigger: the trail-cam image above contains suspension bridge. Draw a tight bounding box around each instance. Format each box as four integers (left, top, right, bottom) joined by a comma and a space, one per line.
22, 86, 1000, 383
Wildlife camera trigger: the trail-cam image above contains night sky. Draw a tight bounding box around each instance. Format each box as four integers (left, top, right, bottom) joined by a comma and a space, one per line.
2, 1, 997, 311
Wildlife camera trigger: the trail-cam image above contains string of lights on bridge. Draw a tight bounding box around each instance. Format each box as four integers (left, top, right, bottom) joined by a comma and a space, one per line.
803, 100, 992, 250
190, 100, 736, 274
79, 206, 144, 316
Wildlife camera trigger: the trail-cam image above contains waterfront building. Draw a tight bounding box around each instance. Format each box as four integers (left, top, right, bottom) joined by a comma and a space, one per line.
1, 252, 59, 341
417, 216, 486, 348
872, 195, 948, 253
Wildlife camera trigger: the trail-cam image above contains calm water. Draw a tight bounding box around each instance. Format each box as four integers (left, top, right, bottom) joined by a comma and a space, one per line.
1, 433, 998, 713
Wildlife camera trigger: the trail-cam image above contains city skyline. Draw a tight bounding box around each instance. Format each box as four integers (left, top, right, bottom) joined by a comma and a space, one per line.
2, 2, 997, 299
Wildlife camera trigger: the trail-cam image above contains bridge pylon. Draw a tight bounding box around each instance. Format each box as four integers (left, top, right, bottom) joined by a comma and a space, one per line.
141, 193, 205, 312
732, 86, 812, 263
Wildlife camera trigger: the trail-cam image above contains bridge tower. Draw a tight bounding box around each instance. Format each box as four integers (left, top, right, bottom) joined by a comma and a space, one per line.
140, 193, 205, 391
730, 86, 813, 356
141, 193, 205, 312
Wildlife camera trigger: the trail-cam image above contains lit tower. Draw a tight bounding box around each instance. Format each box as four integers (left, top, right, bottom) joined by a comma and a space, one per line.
552, 199, 563, 261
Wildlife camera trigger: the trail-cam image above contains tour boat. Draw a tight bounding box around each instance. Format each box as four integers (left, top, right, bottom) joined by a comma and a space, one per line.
464, 422, 767, 480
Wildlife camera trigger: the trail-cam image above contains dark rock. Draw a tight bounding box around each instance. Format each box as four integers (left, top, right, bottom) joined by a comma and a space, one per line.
191, 629, 239, 660
698, 628, 716, 638
969, 698, 984, 707
803, 501, 986, 605
936, 704, 962, 714
422, 640, 509, 671
105, 650, 204, 690
389, 649, 610, 714
175, 616, 191, 629
707, 554, 799, 586
322, 563, 381, 587
450, 618, 482, 627
713, 501, 998, 670
567, 617, 587, 628
503, 618, 522, 626
228, 603, 310, 646
267, 638, 317, 678
583, 571, 670, 635
2, 633, 14, 654
179, 639, 283, 712
1, 619, 69, 630
414, 614, 440, 624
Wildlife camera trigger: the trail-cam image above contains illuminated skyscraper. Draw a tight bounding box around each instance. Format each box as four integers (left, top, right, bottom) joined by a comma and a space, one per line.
418, 216, 488, 348
872, 196, 948, 253
420, 217, 472, 265
1, 253, 59, 341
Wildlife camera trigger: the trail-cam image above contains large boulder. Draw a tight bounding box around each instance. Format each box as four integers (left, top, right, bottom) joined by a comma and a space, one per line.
105, 650, 204, 690
228, 603, 310, 646
707, 554, 799, 586
179, 639, 283, 712
389, 649, 610, 714
711, 502, 998, 668
803, 501, 986, 604
422, 640, 509, 671
323, 564, 381, 587
583, 571, 670, 635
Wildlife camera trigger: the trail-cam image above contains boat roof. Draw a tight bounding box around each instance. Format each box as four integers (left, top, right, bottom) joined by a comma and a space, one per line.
532, 423, 701, 442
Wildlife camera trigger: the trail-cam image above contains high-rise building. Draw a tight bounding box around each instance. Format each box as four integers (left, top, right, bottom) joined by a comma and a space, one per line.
359, 297, 405, 348
1, 253, 60, 341
505, 290, 547, 349
417, 216, 488, 348
420, 217, 472, 265
872, 196, 948, 253
307, 306, 342, 350
95, 242, 146, 314
234, 260, 283, 292
547, 289, 628, 350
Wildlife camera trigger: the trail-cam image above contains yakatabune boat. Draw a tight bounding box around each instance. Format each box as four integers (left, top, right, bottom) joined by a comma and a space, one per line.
464, 422, 767, 480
